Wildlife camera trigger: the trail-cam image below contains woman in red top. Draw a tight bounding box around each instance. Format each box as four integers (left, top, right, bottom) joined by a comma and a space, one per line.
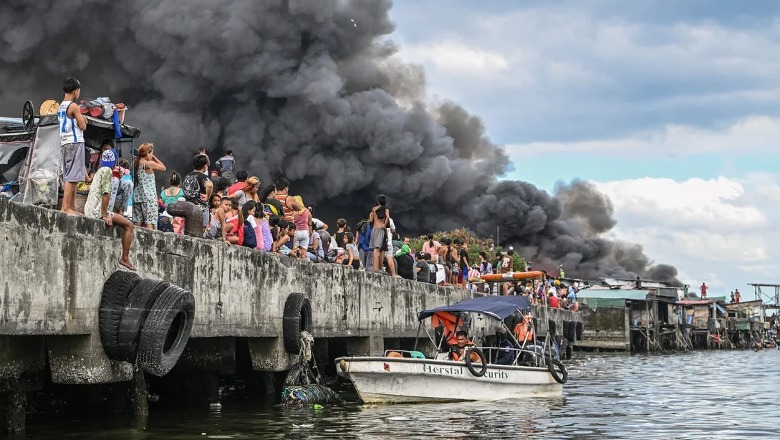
224, 198, 244, 245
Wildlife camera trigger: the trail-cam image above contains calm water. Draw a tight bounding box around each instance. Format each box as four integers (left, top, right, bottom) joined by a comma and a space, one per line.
24, 350, 780, 439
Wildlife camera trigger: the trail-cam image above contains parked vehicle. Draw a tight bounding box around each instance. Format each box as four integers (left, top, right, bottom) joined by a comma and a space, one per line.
0, 100, 140, 206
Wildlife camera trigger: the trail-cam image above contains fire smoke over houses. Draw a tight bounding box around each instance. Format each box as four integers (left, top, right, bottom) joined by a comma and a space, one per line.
0, 0, 679, 284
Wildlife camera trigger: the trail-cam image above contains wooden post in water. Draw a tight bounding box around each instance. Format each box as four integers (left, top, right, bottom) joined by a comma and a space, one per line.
653, 296, 659, 351
645, 300, 650, 352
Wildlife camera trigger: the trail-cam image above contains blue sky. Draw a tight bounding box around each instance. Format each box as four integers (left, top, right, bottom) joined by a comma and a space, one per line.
388, 1, 780, 295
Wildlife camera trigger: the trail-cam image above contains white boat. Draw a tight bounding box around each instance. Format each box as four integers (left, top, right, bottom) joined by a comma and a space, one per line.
336, 295, 567, 403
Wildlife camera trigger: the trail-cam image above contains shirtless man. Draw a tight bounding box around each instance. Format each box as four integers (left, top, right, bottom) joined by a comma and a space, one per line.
437, 239, 450, 284
369, 195, 392, 274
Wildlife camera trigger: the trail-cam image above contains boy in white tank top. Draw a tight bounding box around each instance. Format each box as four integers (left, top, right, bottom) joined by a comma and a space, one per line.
57, 77, 88, 215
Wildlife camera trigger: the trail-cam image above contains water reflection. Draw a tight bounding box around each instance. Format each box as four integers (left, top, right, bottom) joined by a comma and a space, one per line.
24, 350, 780, 439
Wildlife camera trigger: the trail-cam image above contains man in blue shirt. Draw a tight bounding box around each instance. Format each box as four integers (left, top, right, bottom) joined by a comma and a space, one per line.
567, 285, 577, 309
216, 150, 235, 182
494, 326, 515, 365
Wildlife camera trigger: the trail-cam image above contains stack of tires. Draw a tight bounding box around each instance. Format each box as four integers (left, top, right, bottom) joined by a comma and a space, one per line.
99, 271, 195, 376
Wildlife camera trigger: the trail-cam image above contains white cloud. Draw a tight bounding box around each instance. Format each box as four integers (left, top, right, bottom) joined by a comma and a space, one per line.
596, 177, 767, 231
400, 41, 511, 77
591, 176, 780, 292
390, 3, 780, 142
505, 115, 780, 158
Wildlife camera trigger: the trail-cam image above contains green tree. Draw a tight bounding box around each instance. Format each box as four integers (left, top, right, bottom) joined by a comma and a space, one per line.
409, 228, 525, 271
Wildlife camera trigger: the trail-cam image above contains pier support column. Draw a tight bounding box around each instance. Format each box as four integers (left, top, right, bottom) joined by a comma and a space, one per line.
0, 386, 26, 435
345, 336, 384, 356
260, 372, 278, 400
130, 367, 148, 430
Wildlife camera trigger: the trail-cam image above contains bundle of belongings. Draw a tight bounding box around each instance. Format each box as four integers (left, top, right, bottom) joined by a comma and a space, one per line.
79, 97, 127, 139
79, 97, 126, 120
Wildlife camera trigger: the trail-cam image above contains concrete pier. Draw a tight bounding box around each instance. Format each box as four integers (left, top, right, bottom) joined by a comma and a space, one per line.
0, 198, 582, 432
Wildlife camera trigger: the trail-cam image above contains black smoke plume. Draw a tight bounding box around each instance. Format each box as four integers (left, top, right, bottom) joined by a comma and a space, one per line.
0, 0, 680, 284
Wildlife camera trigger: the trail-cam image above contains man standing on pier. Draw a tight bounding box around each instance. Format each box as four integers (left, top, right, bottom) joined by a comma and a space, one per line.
183, 154, 214, 229
216, 149, 235, 182
57, 77, 88, 215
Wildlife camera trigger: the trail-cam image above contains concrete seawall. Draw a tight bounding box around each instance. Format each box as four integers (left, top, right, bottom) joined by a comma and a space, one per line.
0, 198, 470, 383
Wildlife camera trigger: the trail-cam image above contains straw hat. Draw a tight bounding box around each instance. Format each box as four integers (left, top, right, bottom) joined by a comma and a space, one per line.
39, 100, 59, 116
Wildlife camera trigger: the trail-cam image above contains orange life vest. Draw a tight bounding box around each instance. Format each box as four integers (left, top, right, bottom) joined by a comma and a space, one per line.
514, 318, 535, 344
450, 342, 476, 361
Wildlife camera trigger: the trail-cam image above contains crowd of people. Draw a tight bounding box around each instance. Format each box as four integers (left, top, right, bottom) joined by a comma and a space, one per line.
54, 76, 577, 313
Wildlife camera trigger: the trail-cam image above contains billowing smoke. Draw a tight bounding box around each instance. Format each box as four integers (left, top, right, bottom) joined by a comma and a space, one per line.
0, 0, 679, 285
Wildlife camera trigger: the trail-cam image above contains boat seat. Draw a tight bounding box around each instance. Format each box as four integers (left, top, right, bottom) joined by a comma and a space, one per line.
408, 351, 425, 359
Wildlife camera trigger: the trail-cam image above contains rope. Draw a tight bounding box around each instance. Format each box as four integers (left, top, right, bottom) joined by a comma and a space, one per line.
299, 330, 314, 363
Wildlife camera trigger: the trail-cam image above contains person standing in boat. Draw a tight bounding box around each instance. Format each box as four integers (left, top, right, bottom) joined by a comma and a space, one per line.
449, 330, 475, 361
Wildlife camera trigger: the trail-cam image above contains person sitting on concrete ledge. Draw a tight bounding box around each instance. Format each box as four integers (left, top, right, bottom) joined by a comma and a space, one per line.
83, 149, 135, 271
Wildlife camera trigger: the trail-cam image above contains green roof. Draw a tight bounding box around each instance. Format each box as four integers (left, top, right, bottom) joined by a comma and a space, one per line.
580, 297, 627, 309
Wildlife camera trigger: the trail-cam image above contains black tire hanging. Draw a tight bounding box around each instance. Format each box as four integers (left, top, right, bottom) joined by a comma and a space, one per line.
548, 319, 557, 337
464, 347, 487, 377
117, 279, 170, 362
547, 358, 568, 384
576, 322, 584, 340
283, 293, 313, 354
137, 285, 196, 376
99, 271, 141, 360
22, 100, 34, 132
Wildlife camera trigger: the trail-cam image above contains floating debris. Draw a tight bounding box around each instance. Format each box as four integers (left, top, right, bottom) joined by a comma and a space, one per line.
282, 384, 343, 406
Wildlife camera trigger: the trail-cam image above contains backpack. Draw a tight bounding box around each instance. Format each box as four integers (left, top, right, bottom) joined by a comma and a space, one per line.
358, 222, 372, 252
242, 221, 257, 249
266, 198, 285, 217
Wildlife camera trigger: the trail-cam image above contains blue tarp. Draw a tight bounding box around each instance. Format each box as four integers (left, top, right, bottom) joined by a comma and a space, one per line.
418, 295, 532, 321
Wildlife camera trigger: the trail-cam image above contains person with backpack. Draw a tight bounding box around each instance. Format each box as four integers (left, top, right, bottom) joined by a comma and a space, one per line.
241, 201, 257, 249
182, 154, 214, 230
356, 219, 373, 271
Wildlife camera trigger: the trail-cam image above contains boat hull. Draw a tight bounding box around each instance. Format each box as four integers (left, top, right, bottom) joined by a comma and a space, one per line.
336, 357, 562, 403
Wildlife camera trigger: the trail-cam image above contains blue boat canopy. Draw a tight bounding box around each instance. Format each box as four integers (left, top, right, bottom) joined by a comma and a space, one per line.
418, 295, 532, 321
